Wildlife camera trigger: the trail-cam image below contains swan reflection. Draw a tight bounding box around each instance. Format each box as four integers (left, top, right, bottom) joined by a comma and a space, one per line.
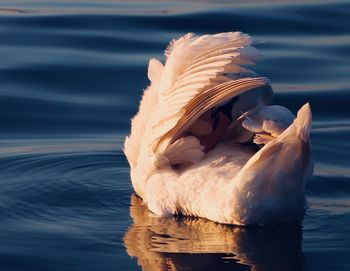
123, 194, 304, 271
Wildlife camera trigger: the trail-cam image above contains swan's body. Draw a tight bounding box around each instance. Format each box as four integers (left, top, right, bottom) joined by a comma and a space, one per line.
124, 31, 313, 225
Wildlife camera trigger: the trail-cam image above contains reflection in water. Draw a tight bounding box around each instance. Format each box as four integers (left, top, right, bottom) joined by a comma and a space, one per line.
123, 195, 304, 271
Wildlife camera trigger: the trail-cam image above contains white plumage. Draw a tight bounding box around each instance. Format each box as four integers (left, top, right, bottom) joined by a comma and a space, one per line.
124, 31, 313, 225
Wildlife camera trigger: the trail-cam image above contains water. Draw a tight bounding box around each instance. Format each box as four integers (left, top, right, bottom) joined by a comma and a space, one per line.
0, 1, 349, 270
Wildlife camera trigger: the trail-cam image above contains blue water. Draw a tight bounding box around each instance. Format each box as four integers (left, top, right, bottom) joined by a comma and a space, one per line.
0, 1, 349, 270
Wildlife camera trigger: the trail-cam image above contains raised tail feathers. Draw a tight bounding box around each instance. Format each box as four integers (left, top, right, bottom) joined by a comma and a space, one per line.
294, 103, 312, 142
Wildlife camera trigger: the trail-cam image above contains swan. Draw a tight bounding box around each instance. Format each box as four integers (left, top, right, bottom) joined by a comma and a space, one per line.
123, 31, 313, 225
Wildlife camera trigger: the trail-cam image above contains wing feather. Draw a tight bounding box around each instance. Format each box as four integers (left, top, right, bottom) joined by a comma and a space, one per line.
137, 32, 265, 166
124, 58, 164, 167
154, 77, 267, 154
149, 33, 253, 129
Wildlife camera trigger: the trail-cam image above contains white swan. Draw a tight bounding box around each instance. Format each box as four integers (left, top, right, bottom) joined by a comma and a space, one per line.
124, 31, 313, 225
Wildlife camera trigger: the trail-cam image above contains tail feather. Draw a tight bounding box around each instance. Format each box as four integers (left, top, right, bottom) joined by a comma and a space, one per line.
294, 103, 312, 142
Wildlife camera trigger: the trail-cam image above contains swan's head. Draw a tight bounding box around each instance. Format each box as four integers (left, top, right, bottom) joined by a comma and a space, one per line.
240, 105, 295, 145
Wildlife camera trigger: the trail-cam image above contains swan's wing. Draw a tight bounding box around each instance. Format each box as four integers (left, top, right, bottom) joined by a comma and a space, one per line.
150, 32, 254, 131
124, 58, 164, 167
144, 32, 266, 162
155, 77, 267, 154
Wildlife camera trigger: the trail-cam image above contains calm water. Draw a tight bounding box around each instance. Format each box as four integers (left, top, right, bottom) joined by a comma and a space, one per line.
0, 1, 349, 270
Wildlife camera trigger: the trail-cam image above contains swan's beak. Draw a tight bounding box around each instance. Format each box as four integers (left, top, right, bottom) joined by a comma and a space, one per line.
237, 111, 249, 121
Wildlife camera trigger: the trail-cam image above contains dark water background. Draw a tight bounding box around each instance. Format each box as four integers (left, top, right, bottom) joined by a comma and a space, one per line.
0, 1, 349, 270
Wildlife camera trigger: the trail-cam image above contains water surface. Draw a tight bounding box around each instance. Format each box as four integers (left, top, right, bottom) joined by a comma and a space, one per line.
0, 0, 349, 270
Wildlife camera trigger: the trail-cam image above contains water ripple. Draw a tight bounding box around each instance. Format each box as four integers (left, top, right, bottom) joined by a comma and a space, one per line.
0, 1, 349, 270
0, 137, 131, 225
